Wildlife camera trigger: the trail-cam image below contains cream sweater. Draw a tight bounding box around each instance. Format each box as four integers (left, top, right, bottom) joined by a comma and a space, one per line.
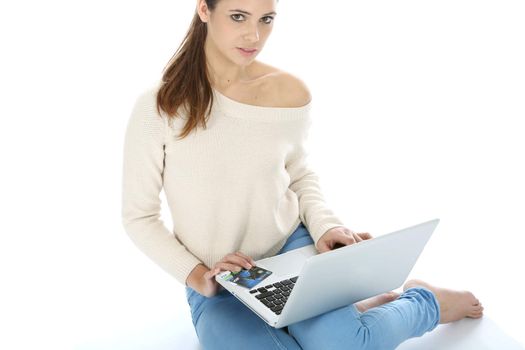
121, 82, 345, 286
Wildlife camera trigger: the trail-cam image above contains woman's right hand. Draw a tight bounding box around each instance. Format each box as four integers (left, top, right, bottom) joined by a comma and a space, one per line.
200, 251, 257, 297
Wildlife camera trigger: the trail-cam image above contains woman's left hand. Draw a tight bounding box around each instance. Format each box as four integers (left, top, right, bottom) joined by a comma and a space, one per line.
316, 226, 373, 253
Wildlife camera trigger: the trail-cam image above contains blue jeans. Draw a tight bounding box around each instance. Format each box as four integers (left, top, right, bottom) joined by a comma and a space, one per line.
185, 222, 440, 350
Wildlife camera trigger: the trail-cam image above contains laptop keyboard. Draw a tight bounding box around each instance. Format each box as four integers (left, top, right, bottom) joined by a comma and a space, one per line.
249, 276, 298, 315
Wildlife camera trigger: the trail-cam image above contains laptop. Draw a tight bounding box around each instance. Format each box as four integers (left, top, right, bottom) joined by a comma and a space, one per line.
215, 218, 439, 328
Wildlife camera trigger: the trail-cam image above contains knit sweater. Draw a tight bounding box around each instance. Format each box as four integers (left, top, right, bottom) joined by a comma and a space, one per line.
121, 82, 345, 286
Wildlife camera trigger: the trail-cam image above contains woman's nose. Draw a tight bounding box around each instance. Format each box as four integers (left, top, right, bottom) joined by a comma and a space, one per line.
243, 27, 260, 43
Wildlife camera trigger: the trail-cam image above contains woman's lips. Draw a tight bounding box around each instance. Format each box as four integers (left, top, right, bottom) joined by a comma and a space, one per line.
237, 47, 257, 56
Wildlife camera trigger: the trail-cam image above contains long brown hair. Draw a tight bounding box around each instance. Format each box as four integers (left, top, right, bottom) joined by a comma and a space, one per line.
156, 1, 220, 140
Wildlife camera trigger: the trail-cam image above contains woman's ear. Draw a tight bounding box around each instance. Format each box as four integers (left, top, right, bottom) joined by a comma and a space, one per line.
196, 0, 210, 23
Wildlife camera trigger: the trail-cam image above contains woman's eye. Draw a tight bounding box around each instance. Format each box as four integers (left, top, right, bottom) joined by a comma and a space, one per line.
231, 14, 244, 22
230, 14, 274, 24
262, 16, 274, 24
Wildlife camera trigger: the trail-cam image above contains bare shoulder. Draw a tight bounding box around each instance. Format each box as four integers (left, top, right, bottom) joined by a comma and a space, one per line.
253, 62, 312, 107
273, 71, 312, 107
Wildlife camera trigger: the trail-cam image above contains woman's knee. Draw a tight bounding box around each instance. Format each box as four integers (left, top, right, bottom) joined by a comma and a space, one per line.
399, 286, 440, 333
358, 287, 441, 347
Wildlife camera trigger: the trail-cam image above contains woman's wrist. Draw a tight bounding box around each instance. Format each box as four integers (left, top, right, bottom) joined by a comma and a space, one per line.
186, 263, 209, 293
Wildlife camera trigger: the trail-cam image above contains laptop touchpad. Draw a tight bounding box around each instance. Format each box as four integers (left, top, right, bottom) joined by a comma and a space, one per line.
255, 244, 318, 276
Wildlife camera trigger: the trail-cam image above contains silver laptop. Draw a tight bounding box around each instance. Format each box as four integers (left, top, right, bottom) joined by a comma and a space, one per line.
215, 218, 439, 328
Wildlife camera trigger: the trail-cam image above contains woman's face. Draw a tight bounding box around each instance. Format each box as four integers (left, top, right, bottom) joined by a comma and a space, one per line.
198, 0, 278, 66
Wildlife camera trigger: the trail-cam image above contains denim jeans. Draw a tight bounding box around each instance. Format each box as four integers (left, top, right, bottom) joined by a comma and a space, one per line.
185, 222, 440, 350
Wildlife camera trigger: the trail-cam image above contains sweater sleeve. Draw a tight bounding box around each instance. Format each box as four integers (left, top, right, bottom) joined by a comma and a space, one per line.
121, 88, 203, 285
286, 117, 345, 248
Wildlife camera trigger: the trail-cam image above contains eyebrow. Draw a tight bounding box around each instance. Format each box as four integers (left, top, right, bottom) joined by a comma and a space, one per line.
229, 9, 277, 16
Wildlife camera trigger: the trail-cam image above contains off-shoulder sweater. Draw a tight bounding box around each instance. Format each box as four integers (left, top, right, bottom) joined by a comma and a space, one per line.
121, 83, 345, 286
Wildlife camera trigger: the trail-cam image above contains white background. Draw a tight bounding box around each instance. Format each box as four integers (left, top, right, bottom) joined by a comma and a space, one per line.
1, 0, 524, 349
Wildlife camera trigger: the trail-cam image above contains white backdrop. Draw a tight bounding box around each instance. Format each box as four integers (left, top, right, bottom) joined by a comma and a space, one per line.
1, 0, 523, 349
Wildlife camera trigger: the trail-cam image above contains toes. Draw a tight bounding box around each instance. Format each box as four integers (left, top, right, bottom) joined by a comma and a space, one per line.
472, 305, 484, 313
469, 307, 484, 318
469, 313, 483, 319
473, 304, 484, 311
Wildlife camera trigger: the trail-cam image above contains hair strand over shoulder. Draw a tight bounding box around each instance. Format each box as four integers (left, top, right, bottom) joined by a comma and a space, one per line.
156, 1, 220, 140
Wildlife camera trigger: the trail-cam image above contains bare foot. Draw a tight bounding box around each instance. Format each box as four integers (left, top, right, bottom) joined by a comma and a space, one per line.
355, 291, 400, 313
403, 279, 484, 324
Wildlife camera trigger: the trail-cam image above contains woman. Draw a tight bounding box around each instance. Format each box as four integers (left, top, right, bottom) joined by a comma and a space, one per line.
121, 0, 484, 349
